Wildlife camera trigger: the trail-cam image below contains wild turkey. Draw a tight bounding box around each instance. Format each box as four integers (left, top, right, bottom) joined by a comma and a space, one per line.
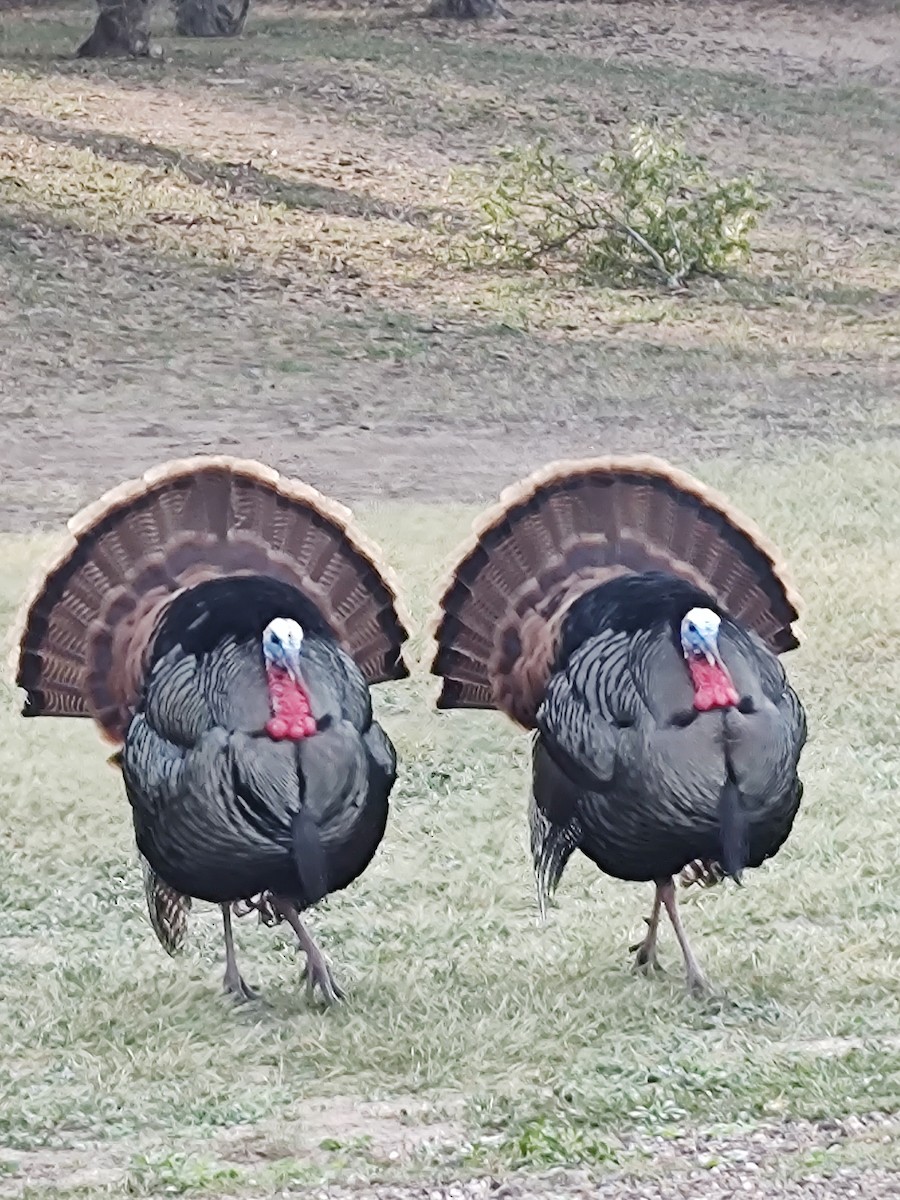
13, 456, 410, 1003
428, 456, 807, 994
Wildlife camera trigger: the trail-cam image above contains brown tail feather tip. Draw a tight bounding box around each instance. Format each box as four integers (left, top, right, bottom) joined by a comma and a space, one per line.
427, 455, 802, 727
10, 455, 411, 740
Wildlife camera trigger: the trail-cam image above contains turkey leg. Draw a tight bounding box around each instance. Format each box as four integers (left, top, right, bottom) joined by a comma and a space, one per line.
630, 887, 664, 973
270, 897, 346, 1005
658, 879, 710, 996
221, 904, 260, 1002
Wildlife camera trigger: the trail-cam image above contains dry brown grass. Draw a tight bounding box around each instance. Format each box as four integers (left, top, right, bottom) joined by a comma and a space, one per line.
2, 446, 900, 1197
1, 0, 898, 489
0, 5, 899, 1192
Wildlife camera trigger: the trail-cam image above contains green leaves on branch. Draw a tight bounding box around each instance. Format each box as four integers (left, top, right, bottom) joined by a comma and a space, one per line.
455, 125, 769, 289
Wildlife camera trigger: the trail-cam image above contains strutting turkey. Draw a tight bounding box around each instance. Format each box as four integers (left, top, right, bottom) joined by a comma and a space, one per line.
428, 456, 807, 994
12, 456, 410, 1004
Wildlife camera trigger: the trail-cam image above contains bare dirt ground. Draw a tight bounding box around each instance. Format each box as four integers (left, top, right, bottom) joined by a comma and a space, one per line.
1, 0, 898, 528
1, 3, 899, 1197
3, 1108, 899, 1198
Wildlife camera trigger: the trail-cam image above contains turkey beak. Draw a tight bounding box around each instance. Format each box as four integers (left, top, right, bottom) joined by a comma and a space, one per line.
283, 646, 305, 688
702, 636, 725, 670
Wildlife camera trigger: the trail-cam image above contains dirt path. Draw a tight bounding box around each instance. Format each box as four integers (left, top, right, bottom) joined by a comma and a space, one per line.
2, 0, 898, 527
321, 1176, 900, 1198
0, 407, 759, 529
3, 1113, 898, 1199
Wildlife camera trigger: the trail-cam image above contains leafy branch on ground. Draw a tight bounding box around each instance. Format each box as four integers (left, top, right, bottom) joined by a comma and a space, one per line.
451, 124, 769, 289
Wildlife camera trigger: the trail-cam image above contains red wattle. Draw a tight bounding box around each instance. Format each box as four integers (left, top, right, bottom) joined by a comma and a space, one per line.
688, 658, 739, 712
265, 665, 317, 742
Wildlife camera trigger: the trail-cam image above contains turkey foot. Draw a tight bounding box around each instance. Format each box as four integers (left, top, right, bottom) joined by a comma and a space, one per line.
270, 896, 345, 1006
630, 889, 665, 974
232, 893, 279, 927
221, 904, 261, 1002
679, 859, 724, 890
658, 879, 711, 996
299, 952, 346, 1006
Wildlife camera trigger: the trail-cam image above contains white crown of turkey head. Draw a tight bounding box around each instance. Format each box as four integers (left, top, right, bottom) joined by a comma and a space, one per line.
263, 618, 305, 672
680, 607, 722, 662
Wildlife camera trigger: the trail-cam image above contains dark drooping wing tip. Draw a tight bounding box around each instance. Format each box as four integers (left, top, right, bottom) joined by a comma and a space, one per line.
773, 626, 801, 654
384, 649, 411, 683
435, 679, 494, 710
21, 690, 48, 718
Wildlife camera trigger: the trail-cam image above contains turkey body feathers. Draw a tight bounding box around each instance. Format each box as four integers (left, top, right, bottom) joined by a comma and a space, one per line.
11, 457, 408, 993
535, 573, 807, 884
428, 456, 807, 991
123, 578, 395, 909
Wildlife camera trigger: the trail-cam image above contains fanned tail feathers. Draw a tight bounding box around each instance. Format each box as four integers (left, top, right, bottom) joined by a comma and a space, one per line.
11, 456, 411, 742
428, 455, 802, 727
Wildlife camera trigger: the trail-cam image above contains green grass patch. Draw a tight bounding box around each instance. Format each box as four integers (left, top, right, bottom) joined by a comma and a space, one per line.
1, 447, 899, 1193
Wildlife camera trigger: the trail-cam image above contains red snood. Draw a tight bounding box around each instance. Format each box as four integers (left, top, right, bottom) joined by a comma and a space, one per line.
265, 664, 317, 741
687, 657, 739, 712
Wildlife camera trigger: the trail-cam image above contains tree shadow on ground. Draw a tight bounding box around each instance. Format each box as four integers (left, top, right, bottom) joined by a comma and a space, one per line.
0, 106, 445, 224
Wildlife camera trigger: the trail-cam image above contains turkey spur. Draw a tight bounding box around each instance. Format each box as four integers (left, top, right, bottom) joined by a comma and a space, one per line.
14, 456, 410, 1004
429, 455, 807, 994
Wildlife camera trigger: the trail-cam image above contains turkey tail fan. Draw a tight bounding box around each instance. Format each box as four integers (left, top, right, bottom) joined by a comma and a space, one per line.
12, 456, 411, 743
140, 855, 192, 956
428, 455, 802, 728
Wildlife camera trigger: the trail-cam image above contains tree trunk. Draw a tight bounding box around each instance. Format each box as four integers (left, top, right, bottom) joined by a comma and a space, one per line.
76, 0, 151, 56
173, 0, 250, 37
425, 0, 509, 17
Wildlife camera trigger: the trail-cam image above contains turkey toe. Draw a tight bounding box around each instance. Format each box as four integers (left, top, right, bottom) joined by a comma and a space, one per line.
631, 941, 665, 974
630, 893, 665, 974
686, 967, 713, 998
271, 896, 345, 1006
223, 966, 261, 1003
301, 954, 346, 1006
222, 904, 262, 1002
659, 880, 713, 998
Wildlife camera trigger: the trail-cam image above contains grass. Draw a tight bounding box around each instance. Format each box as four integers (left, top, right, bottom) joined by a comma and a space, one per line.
0, 0, 899, 1193
0, 0, 898, 458
2, 445, 900, 1196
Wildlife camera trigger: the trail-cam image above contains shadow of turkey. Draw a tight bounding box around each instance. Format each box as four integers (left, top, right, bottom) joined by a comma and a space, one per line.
429, 455, 807, 997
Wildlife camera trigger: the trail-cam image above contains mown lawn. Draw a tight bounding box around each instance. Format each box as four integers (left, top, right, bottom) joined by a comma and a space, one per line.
0, 0, 898, 1193
1, 446, 899, 1196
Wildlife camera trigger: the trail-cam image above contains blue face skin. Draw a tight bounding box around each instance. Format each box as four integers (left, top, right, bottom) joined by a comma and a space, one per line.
680, 607, 723, 665
262, 618, 305, 682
